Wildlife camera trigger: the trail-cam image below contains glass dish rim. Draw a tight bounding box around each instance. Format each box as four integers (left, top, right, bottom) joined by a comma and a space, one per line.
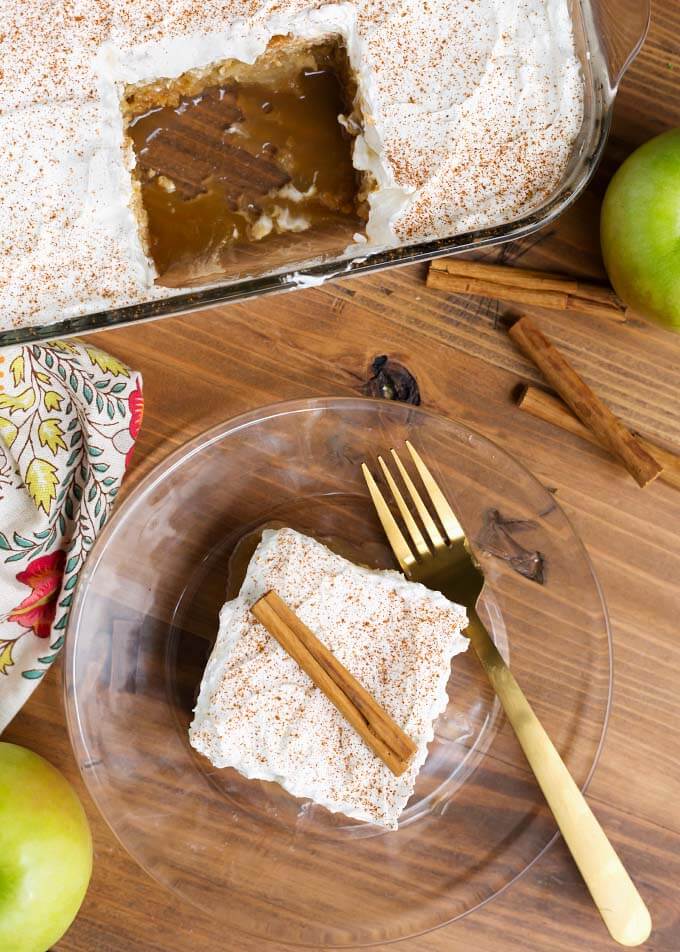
63, 394, 614, 945
1, 107, 611, 348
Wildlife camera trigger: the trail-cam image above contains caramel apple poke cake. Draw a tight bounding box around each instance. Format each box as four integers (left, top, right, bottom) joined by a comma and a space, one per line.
190, 528, 469, 829
1, 1, 583, 330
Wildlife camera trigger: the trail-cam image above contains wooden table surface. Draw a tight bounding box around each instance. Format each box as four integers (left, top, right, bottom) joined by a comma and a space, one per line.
5, 5, 680, 951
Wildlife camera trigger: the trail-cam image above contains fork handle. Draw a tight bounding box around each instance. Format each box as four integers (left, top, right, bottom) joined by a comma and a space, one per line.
468, 617, 651, 947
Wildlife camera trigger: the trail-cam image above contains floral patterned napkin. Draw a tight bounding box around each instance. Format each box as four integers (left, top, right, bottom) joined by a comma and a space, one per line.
0, 338, 142, 731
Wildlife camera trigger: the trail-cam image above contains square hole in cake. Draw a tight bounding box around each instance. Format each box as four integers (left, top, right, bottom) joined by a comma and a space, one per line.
122, 37, 367, 287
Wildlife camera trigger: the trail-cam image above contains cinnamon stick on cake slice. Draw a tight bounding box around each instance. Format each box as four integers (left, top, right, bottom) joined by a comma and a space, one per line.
189, 528, 468, 830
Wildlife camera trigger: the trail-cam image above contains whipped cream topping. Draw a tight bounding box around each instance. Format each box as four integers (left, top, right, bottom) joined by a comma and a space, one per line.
0, 0, 583, 329
189, 528, 468, 829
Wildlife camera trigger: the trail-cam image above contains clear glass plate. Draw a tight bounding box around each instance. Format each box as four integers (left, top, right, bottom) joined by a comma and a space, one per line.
64, 397, 612, 947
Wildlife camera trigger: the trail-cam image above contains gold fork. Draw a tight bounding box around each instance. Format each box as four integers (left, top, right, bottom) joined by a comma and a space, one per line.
362, 441, 651, 948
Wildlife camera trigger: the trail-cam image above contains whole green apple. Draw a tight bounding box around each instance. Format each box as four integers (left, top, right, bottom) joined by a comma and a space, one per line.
0, 742, 92, 952
601, 127, 680, 330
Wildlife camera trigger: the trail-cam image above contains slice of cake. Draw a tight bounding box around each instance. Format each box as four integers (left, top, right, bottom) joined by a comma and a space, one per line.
189, 527, 468, 829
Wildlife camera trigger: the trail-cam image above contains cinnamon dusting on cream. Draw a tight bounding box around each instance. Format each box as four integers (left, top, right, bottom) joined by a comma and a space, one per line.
0, 0, 582, 329
189, 528, 468, 829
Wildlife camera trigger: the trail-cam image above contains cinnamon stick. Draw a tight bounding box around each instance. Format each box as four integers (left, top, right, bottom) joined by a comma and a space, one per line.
427, 258, 629, 322
508, 316, 662, 488
517, 385, 680, 492
251, 591, 416, 776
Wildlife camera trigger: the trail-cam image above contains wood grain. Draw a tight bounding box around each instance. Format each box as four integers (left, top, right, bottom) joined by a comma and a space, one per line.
4, 4, 680, 952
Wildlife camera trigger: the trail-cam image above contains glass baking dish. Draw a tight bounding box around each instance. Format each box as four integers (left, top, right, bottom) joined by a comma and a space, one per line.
1, 0, 650, 345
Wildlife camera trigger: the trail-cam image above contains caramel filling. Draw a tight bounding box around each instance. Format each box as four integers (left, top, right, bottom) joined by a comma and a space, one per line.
123, 39, 365, 286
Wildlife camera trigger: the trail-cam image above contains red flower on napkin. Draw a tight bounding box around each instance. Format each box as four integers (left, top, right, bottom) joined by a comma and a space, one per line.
8, 550, 66, 638
125, 381, 144, 468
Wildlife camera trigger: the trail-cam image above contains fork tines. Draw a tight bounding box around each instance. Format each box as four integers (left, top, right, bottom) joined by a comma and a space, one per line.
362, 441, 463, 573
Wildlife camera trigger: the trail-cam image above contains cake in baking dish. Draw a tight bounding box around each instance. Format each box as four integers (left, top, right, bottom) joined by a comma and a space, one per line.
0, 0, 583, 329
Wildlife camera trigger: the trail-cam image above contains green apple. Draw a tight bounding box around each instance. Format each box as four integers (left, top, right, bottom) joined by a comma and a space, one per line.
601, 127, 680, 330
0, 742, 92, 952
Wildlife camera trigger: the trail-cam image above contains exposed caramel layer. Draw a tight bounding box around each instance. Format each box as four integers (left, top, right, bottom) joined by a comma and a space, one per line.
123, 38, 367, 285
